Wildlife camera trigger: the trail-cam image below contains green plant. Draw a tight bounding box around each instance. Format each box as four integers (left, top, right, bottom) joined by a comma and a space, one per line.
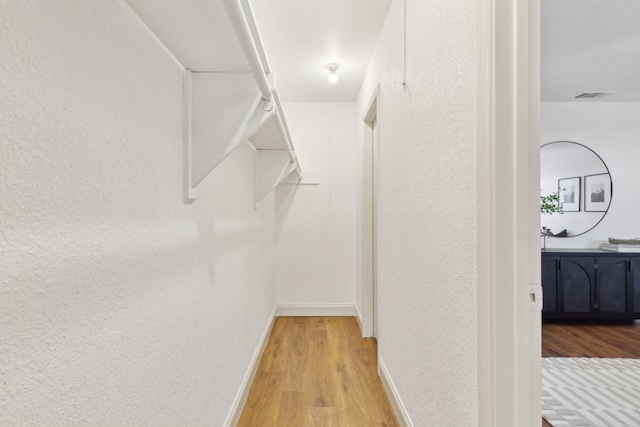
541, 192, 563, 214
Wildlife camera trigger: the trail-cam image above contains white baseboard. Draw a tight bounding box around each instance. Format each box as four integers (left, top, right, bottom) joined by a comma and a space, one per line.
223, 306, 277, 427
275, 303, 356, 317
355, 306, 364, 334
379, 357, 413, 427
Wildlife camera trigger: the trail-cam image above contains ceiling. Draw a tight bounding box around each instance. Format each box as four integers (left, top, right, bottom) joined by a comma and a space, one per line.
250, 0, 391, 102
541, 0, 640, 102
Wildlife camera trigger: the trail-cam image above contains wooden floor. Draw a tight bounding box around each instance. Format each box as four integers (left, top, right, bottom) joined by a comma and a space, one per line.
237, 316, 399, 427
541, 320, 640, 427
542, 319, 640, 358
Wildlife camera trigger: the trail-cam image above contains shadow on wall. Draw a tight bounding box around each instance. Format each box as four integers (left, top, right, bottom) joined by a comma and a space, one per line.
275, 178, 302, 222
190, 140, 267, 291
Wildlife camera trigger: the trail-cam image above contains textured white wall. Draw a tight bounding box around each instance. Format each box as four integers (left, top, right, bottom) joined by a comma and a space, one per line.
356, 0, 478, 424
541, 102, 640, 248
0, 2, 276, 425
275, 103, 357, 306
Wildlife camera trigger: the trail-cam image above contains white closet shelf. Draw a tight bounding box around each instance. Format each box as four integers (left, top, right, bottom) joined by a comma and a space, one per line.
126, 0, 302, 203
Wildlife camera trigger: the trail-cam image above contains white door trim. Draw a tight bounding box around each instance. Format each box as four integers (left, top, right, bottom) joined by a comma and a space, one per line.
361, 85, 379, 338
477, 0, 541, 425
476, 0, 494, 423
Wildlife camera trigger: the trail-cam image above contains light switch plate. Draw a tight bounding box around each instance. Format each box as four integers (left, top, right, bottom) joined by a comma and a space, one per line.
529, 284, 543, 311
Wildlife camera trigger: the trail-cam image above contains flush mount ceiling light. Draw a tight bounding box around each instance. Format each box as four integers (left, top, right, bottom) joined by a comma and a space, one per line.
327, 63, 340, 83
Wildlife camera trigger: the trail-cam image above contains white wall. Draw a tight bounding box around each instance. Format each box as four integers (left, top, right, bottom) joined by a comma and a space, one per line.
541, 102, 640, 248
356, 0, 478, 424
275, 103, 357, 307
0, 2, 276, 425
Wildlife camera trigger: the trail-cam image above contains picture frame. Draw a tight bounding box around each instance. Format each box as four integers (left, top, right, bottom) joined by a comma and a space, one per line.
558, 176, 580, 212
584, 173, 611, 212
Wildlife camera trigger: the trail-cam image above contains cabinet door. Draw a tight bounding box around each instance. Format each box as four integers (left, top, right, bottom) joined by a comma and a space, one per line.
560, 257, 594, 314
632, 258, 640, 315
541, 256, 559, 313
596, 256, 629, 315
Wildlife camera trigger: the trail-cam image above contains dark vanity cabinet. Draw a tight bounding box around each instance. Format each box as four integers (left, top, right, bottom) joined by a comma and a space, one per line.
541, 250, 640, 320
597, 256, 630, 315
541, 256, 592, 315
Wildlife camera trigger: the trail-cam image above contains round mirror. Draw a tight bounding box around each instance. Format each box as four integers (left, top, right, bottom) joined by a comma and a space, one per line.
540, 141, 612, 237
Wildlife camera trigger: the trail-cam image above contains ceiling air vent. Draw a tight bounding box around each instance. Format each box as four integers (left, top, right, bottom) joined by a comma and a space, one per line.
574, 92, 612, 99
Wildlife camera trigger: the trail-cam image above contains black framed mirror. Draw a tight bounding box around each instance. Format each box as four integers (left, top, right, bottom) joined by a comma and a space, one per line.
540, 141, 613, 237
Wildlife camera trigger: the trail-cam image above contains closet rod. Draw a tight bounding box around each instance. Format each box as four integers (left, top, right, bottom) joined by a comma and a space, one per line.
273, 90, 301, 175
239, 0, 272, 74
221, 0, 272, 99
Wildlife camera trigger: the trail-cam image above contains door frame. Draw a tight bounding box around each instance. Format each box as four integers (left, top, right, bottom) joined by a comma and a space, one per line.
477, 0, 541, 425
361, 85, 379, 338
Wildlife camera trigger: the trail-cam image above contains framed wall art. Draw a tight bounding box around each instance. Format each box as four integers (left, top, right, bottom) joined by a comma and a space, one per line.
558, 176, 580, 212
584, 173, 611, 212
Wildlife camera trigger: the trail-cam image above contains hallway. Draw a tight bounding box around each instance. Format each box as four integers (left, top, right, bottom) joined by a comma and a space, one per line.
237, 317, 399, 426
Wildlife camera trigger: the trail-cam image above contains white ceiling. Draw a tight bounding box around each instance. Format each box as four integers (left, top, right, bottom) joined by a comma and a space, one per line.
541, 0, 640, 102
250, 0, 391, 102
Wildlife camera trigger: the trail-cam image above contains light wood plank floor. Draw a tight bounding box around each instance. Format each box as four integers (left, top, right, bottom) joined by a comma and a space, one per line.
237, 316, 399, 427
541, 320, 640, 427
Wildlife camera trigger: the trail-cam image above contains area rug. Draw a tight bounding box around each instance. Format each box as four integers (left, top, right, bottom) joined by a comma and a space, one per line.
542, 357, 640, 426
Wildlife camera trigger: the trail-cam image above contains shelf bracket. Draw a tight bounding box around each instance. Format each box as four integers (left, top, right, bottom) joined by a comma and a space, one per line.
183, 69, 277, 202
255, 150, 295, 207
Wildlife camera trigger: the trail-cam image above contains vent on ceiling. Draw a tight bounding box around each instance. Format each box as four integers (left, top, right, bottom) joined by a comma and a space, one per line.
574, 92, 613, 99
